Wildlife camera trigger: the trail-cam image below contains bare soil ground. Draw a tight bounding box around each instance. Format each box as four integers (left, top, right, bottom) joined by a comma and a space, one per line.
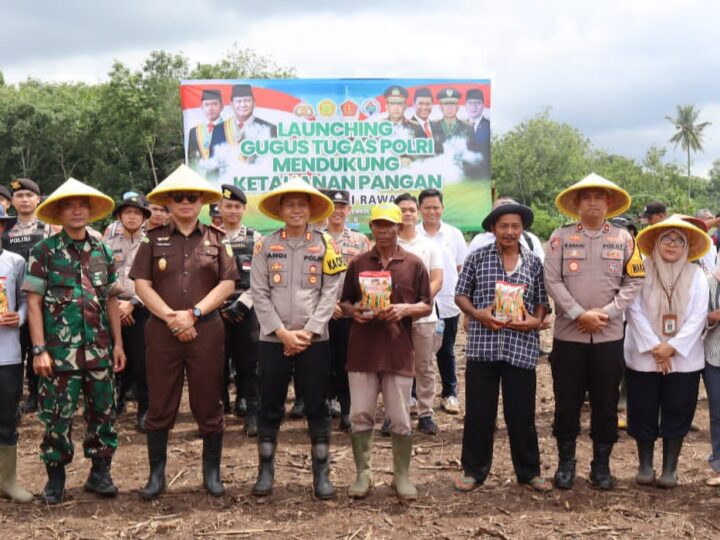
3, 329, 720, 539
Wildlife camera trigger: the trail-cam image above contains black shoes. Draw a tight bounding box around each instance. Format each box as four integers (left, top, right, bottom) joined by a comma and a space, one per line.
84, 457, 118, 497
590, 443, 615, 490
140, 430, 168, 500
202, 433, 225, 497
417, 416, 439, 435
43, 463, 66, 505
289, 399, 305, 419
311, 441, 335, 500
252, 438, 276, 496
554, 439, 576, 490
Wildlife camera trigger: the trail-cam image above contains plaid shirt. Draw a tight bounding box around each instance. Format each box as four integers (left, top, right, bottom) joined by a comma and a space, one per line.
456, 242, 548, 369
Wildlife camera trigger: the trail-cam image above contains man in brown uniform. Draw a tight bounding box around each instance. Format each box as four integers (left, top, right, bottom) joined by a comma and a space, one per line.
130, 165, 238, 499
544, 173, 644, 490
340, 203, 432, 501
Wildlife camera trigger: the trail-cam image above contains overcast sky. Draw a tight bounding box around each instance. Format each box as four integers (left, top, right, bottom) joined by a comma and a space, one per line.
2, 0, 719, 176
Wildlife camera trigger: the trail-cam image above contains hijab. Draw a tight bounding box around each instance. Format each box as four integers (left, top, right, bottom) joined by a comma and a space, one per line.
641, 228, 698, 342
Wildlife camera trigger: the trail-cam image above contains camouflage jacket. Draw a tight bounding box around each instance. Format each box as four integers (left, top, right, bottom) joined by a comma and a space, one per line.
23, 229, 121, 371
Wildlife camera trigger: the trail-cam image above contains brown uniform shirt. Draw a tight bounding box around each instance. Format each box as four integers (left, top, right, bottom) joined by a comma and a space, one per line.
341, 245, 431, 377
544, 221, 643, 343
129, 221, 239, 310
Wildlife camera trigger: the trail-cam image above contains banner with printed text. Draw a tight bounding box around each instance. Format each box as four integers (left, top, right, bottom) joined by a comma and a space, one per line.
180, 78, 492, 233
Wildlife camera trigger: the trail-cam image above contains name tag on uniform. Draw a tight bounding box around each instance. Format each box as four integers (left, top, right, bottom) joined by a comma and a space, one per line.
662, 314, 677, 337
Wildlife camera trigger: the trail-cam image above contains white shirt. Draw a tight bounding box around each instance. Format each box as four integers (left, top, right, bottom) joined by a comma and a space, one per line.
418, 220, 468, 318
700, 242, 718, 273
624, 267, 708, 373
467, 231, 545, 263
0, 249, 27, 366
398, 232, 443, 324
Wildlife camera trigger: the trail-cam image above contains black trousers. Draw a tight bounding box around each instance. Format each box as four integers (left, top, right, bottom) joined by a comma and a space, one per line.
550, 338, 625, 444
328, 317, 352, 415
19, 324, 38, 398
626, 368, 701, 441
257, 341, 331, 439
118, 306, 149, 415
0, 364, 22, 445
224, 309, 260, 403
461, 360, 541, 483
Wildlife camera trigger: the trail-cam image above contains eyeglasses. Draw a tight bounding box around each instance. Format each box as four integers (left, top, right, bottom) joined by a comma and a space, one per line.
171, 193, 200, 204
660, 235, 686, 248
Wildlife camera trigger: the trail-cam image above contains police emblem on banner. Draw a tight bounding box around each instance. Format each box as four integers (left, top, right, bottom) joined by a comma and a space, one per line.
317, 99, 337, 118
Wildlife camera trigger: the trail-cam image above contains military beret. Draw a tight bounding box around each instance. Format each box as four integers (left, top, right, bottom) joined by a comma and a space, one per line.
10, 178, 40, 195
201, 89, 222, 103
466, 88, 485, 102
231, 84, 253, 99
437, 87, 462, 103
384, 85, 408, 103
209, 203, 221, 216
414, 87, 433, 101
221, 184, 247, 204
321, 189, 350, 205
0, 186, 11, 201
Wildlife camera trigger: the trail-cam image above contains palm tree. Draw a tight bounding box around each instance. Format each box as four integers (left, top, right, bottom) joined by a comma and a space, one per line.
665, 105, 712, 187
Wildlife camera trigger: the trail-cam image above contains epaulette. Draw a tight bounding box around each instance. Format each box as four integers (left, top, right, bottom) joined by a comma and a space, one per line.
210, 224, 226, 236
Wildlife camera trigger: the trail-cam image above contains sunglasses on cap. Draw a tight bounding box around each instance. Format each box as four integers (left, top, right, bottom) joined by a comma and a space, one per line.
170, 192, 201, 204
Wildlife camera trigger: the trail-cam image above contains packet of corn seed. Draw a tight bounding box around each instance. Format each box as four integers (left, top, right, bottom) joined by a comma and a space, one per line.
358, 271, 392, 317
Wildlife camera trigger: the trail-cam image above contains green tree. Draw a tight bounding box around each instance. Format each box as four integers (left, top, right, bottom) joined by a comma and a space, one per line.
665, 104, 712, 196
492, 109, 592, 234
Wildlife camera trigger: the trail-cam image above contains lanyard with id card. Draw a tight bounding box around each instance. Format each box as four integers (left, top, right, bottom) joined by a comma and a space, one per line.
660, 277, 680, 337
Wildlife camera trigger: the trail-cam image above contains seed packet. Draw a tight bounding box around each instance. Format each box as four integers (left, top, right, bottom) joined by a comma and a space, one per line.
358, 271, 392, 315
494, 280, 526, 323
0, 277, 7, 314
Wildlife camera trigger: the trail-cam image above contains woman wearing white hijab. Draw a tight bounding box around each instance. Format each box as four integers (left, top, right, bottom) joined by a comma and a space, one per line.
624, 214, 710, 488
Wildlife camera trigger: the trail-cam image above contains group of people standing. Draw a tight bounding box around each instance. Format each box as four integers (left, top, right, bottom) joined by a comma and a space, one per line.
1, 168, 718, 507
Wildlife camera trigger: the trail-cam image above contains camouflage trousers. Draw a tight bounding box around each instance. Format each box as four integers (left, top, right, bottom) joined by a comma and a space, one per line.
38, 368, 118, 465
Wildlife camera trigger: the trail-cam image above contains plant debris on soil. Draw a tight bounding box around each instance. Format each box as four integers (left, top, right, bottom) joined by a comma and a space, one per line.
3, 328, 720, 539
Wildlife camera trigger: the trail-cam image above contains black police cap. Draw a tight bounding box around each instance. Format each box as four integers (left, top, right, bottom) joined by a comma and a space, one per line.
221, 184, 248, 204
10, 178, 41, 195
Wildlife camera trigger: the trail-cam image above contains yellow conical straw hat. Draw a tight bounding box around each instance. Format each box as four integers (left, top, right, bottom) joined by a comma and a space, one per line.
555, 173, 631, 220
147, 164, 222, 206
258, 176, 334, 222
636, 213, 711, 263
36, 178, 114, 226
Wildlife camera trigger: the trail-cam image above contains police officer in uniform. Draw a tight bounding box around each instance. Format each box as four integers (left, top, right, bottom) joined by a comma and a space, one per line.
4, 178, 57, 415
544, 173, 644, 491
250, 178, 346, 499
320, 189, 370, 431
219, 184, 262, 435
130, 165, 238, 499
105, 195, 152, 431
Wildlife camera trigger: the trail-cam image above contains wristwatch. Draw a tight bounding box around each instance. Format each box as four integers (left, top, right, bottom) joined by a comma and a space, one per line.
31, 345, 47, 356
191, 306, 203, 320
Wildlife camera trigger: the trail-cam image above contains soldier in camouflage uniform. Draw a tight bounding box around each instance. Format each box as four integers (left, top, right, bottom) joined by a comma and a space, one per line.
23, 178, 126, 505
